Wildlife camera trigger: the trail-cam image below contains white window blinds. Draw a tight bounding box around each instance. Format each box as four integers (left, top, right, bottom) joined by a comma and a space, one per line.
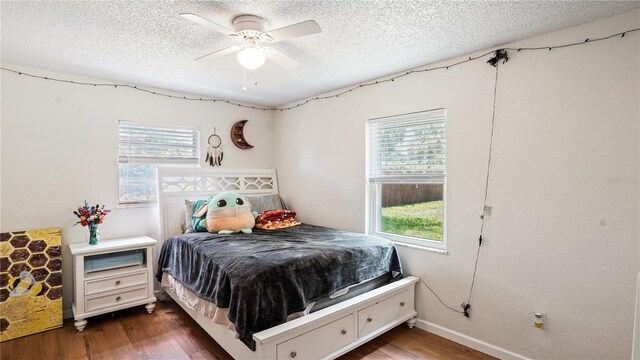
367, 109, 446, 184
118, 121, 200, 205
118, 121, 200, 165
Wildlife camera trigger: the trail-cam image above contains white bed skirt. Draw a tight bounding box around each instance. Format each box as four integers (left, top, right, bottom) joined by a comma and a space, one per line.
162, 273, 235, 329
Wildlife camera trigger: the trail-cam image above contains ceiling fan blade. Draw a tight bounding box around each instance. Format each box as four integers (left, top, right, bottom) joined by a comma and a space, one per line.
264, 20, 321, 42
263, 47, 299, 69
195, 45, 242, 61
180, 13, 236, 36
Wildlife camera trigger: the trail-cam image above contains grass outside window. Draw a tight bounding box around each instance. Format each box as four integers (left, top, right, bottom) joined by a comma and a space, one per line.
380, 200, 443, 241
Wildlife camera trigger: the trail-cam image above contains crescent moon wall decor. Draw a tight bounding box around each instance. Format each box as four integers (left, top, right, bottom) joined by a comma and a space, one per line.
231, 120, 254, 149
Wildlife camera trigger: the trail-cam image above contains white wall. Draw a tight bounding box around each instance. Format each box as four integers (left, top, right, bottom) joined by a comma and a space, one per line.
0, 65, 275, 316
274, 10, 640, 360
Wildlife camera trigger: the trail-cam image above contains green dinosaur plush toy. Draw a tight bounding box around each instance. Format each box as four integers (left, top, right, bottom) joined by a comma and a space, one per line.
191, 192, 258, 234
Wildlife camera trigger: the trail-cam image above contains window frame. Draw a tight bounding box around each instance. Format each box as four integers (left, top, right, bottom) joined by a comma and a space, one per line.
117, 120, 201, 207
365, 109, 448, 252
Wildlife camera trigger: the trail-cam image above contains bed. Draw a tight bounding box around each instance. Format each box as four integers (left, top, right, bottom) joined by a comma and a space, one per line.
156, 168, 418, 360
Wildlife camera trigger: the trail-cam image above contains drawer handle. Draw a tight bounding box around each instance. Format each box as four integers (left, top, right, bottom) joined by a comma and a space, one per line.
341, 329, 347, 335
116, 296, 121, 302
400, 301, 405, 307
367, 317, 372, 323
115, 281, 121, 286
290, 351, 297, 358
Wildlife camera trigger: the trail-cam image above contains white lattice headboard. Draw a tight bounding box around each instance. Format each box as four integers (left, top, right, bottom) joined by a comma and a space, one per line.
157, 167, 279, 243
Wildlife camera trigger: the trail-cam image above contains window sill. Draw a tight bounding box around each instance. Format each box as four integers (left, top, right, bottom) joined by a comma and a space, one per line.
374, 231, 448, 254
391, 241, 449, 255
116, 203, 157, 209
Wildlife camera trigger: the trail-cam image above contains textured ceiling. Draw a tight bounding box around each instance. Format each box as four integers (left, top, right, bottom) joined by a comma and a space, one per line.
2, 1, 640, 107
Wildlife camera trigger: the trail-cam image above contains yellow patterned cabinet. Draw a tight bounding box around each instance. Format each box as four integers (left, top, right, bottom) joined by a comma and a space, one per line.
68, 236, 156, 331
0, 228, 63, 342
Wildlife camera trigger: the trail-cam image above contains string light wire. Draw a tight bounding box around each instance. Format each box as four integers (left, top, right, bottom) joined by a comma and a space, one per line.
0, 67, 274, 111
416, 25, 640, 318
419, 62, 500, 319
467, 63, 500, 308
1, 26, 638, 319
415, 24, 639, 318
420, 278, 464, 314
0, 26, 637, 112
277, 27, 638, 111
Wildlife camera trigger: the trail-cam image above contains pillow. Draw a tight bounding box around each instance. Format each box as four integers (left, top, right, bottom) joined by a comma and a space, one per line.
255, 209, 300, 230
247, 194, 289, 213
183, 199, 199, 233
182, 194, 288, 233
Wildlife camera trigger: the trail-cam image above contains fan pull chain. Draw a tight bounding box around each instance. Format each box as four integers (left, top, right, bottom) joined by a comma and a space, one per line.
242, 68, 247, 92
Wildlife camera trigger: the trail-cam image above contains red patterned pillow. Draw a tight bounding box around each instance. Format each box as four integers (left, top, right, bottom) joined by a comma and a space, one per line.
255, 209, 300, 230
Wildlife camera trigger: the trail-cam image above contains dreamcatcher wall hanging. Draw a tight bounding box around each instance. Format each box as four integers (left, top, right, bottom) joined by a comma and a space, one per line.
206, 128, 224, 167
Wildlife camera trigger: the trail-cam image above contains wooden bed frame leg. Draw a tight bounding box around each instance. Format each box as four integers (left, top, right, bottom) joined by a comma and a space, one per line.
406, 317, 417, 329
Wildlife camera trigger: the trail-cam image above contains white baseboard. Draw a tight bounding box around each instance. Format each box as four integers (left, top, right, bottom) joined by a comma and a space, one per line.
415, 319, 530, 360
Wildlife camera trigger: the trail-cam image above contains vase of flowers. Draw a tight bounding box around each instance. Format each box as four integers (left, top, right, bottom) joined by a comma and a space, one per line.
74, 201, 110, 245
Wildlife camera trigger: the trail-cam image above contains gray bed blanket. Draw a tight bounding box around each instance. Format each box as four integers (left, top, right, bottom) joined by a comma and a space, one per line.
156, 224, 402, 350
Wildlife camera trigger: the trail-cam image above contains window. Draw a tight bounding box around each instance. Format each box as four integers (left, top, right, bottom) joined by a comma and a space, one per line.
366, 109, 447, 250
118, 121, 200, 205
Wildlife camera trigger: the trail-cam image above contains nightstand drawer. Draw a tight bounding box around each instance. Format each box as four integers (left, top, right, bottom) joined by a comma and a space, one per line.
85, 286, 148, 312
85, 270, 148, 295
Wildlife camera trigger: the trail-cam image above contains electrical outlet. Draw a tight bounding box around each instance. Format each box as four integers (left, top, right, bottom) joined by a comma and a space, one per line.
534, 311, 545, 329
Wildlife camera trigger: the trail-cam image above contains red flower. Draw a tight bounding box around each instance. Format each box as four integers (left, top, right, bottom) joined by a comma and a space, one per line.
73, 201, 110, 227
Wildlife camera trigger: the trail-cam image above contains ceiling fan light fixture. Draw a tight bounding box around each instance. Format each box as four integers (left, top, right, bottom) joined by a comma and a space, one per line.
236, 44, 266, 70
183, 13, 320, 70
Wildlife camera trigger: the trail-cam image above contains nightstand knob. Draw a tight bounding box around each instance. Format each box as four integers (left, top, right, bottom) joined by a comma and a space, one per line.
116, 296, 121, 302
341, 329, 347, 335
400, 301, 405, 307
290, 351, 297, 358
115, 281, 121, 286
367, 317, 372, 323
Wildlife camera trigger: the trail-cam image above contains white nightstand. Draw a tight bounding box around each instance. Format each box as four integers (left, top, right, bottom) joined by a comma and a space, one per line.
68, 236, 157, 331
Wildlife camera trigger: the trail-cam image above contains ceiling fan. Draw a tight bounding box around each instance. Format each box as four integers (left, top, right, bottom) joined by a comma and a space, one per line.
181, 13, 321, 70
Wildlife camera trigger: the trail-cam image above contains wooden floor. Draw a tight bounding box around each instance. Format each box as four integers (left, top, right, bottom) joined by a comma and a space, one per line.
1, 301, 495, 360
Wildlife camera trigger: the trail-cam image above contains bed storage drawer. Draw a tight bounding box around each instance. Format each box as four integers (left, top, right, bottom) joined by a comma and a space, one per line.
85, 285, 148, 312
85, 270, 148, 295
276, 314, 354, 360
358, 290, 412, 338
